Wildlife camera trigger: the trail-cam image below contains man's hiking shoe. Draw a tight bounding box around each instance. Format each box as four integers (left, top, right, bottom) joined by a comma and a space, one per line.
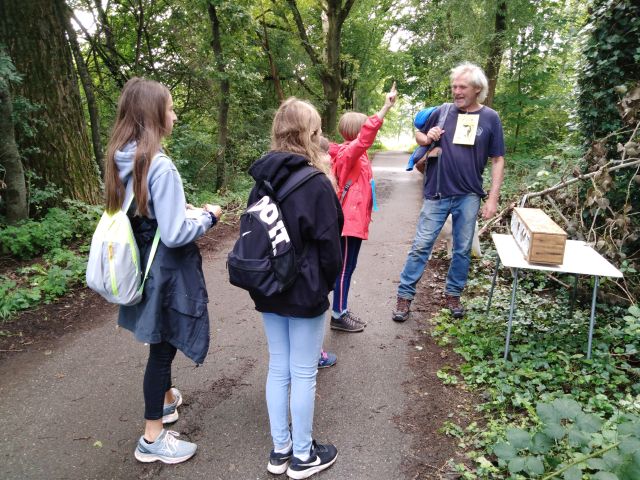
318, 350, 337, 369
162, 387, 183, 424
134, 429, 196, 464
267, 447, 293, 474
392, 296, 411, 322
286, 440, 338, 479
330, 312, 364, 332
445, 294, 465, 319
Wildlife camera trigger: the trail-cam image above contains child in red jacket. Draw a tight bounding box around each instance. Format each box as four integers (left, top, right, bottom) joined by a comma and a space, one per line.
329, 83, 397, 332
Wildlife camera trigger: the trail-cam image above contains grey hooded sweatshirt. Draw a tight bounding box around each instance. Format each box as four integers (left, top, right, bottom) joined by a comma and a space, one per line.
114, 142, 213, 247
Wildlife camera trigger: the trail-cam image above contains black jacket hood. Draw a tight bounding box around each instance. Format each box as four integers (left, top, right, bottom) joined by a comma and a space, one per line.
248, 151, 311, 191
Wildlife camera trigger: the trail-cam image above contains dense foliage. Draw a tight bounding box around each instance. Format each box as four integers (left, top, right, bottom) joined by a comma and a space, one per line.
428, 259, 640, 479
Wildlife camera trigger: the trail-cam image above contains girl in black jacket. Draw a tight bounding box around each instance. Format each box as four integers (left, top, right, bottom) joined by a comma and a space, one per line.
247, 98, 342, 479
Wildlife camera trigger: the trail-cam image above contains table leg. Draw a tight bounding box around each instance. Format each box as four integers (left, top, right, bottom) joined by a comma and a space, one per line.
504, 268, 519, 361
587, 276, 599, 359
569, 274, 579, 318
486, 256, 501, 315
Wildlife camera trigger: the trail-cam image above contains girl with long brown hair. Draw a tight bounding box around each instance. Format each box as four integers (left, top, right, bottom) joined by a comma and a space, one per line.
105, 77, 222, 464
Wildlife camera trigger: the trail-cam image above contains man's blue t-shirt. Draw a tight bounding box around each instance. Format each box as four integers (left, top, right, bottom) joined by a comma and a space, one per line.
421, 105, 505, 199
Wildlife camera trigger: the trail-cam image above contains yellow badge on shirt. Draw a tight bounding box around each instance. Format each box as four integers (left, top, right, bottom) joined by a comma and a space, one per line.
452, 114, 479, 145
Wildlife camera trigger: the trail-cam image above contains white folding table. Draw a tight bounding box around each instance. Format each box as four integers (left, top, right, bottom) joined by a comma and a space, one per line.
487, 234, 623, 360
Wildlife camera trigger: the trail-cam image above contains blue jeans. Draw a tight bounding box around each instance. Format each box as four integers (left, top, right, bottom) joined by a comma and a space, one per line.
262, 312, 326, 458
332, 236, 363, 315
397, 194, 480, 299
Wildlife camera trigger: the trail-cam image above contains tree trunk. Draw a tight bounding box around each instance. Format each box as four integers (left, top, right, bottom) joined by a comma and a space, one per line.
0, 79, 28, 223
208, 2, 229, 190
0, 0, 101, 204
484, 0, 507, 108
286, 0, 355, 136
321, 1, 342, 135
260, 19, 284, 103
63, 4, 104, 176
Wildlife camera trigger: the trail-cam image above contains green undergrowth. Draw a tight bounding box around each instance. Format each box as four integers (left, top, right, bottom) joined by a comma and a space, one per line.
430, 255, 640, 479
0, 183, 251, 321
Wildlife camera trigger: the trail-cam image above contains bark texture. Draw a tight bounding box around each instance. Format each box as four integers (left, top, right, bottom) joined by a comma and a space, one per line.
0, 80, 28, 222
208, 2, 229, 190
484, 0, 507, 108
0, 0, 101, 204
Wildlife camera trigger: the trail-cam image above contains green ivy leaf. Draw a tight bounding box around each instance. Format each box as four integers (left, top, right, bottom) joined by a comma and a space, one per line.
537, 402, 561, 424
568, 427, 591, 447
507, 428, 532, 449
552, 398, 582, 420
576, 412, 603, 433
619, 437, 640, 455
592, 472, 619, 480
564, 465, 583, 480
544, 423, 567, 440
603, 450, 624, 470
525, 455, 545, 475
508, 456, 526, 473
588, 458, 609, 470
494, 442, 518, 460
530, 432, 554, 454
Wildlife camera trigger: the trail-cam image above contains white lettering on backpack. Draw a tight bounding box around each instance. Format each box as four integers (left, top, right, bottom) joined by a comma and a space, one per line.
269, 220, 290, 254
247, 195, 291, 254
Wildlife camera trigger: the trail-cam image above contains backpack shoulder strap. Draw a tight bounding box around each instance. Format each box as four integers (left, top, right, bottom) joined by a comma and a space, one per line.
437, 103, 453, 130
276, 166, 323, 203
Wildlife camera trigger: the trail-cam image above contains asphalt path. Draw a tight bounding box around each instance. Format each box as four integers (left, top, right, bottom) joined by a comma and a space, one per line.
0, 151, 426, 480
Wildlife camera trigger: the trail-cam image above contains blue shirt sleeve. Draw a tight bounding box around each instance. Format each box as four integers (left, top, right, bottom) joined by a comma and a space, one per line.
488, 112, 505, 158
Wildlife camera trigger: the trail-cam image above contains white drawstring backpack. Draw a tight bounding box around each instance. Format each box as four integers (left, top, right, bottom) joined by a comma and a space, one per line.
86, 180, 160, 305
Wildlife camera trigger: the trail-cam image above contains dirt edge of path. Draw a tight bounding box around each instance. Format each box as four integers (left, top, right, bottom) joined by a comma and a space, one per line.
397, 253, 479, 480
0, 221, 238, 359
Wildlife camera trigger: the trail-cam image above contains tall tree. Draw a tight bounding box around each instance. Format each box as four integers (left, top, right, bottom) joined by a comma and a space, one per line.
64, 5, 104, 175
0, 0, 100, 204
0, 49, 27, 223
286, 0, 356, 135
208, 1, 230, 190
484, 0, 507, 108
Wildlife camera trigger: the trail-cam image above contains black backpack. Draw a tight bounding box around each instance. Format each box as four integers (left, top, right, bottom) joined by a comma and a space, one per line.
227, 166, 322, 296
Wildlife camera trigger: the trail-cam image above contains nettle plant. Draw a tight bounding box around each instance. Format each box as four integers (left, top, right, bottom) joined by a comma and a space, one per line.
493, 397, 640, 479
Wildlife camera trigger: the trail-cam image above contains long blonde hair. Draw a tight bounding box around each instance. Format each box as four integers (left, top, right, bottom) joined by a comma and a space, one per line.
104, 77, 171, 215
271, 97, 331, 177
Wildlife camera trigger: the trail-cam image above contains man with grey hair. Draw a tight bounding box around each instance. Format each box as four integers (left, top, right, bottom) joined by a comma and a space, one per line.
392, 62, 505, 321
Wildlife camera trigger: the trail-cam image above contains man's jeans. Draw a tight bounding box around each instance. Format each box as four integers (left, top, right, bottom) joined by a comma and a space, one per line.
397, 194, 481, 299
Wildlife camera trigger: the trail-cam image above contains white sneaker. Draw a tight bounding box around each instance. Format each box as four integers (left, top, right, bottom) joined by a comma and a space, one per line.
134, 429, 196, 464
162, 387, 183, 424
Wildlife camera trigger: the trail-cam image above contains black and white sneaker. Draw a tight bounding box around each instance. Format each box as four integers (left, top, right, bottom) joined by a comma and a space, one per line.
286, 440, 338, 479
267, 447, 293, 474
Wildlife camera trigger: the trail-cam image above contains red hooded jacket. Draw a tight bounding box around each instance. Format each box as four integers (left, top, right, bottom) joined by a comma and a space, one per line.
331, 114, 383, 240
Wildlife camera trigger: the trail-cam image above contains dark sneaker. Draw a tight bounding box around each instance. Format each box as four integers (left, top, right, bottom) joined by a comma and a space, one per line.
330, 313, 364, 332
344, 310, 367, 327
162, 387, 183, 424
318, 350, 337, 369
392, 296, 411, 322
267, 446, 293, 475
286, 440, 338, 479
445, 294, 465, 319
134, 429, 196, 464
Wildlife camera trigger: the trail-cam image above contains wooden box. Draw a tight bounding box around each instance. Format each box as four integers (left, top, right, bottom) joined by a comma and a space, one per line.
510, 208, 567, 265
